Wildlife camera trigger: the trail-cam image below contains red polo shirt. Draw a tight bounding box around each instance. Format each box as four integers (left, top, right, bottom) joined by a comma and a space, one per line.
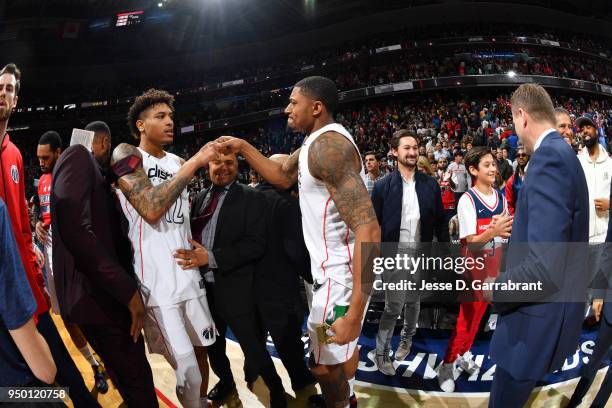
0, 133, 49, 321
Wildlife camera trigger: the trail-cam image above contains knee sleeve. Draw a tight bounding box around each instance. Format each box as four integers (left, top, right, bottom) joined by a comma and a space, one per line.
175, 351, 202, 408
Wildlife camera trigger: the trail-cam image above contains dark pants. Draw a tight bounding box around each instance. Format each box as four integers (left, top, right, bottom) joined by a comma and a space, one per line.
444, 208, 457, 227
567, 314, 612, 408
248, 300, 314, 390
205, 282, 284, 394
36, 312, 101, 408
80, 320, 157, 407
488, 366, 536, 408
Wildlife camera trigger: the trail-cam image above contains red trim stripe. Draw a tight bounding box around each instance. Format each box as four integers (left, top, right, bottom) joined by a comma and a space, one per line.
471, 187, 499, 211
320, 198, 332, 278
465, 190, 476, 212
123, 195, 134, 223
317, 278, 332, 364
155, 387, 177, 408
139, 219, 144, 280
345, 228, 353, 275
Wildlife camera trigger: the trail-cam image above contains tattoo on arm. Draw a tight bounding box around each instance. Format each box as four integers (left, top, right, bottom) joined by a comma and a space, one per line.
280, 148, 300, 186
111, 143, 192, 223
308, 133, 376, 230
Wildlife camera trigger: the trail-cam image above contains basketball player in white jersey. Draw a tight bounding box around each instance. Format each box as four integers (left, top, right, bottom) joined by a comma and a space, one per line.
216, 76, 381, 408
111, 89, 217, 408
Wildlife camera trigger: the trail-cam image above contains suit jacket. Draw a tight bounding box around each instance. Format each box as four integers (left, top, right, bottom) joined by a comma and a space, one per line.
254, 183, 310, 307
593, 184, 612, 323
490, 131, 590, 380
191, 182, 266, 318
371, 169, 450, 243
51, 145, 139, 325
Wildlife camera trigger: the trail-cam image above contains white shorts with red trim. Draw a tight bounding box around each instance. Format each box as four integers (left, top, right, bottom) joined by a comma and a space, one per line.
307, 277, 362, 365
149, 296, 216, 359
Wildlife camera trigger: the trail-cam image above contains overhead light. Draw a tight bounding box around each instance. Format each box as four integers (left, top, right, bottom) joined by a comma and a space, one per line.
507, 70, 516, 78
158, 2, 163, 7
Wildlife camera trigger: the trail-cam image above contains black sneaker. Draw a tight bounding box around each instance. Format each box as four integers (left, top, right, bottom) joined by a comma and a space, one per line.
207, 380, 237, 403
92, 365, 109, 394
308, 393, 357, 407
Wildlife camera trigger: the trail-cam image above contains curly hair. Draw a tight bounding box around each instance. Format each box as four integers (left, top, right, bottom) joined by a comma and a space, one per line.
127, 88, 175, 139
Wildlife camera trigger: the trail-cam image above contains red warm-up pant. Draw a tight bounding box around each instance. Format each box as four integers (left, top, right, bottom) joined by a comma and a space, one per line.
443, 301, 489, 364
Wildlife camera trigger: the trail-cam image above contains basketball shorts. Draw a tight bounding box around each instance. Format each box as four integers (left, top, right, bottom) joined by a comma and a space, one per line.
149, 296, 216, 359
307, 277, 365, 365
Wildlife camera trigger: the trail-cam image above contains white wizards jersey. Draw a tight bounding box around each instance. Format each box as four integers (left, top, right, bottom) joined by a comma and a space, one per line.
117, 148, 202, 307
298, 123, 366, 288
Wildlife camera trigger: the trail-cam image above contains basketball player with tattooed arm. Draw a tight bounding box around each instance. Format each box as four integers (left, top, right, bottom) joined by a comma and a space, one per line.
216, 76, 381, 408
111, 89, 218, 408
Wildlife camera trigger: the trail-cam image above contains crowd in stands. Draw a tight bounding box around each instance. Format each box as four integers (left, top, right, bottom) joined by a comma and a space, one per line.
9, 22, 612, 201
13, 45, 612, 142
16, 90, 611, 201
17, 22, 612, 108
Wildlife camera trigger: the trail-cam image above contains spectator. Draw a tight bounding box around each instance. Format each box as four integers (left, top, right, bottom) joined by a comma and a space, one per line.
372, 130, 449, 376
364, 151, 385, 196
447, 150, 470, 203
505, 147, 530, 215
576, 115, 612, 244
417, 155, 434, 176
555, 107, 575, 147
248, 171, 260, 188
436, 157, 457, 225
494, 147, 513, 182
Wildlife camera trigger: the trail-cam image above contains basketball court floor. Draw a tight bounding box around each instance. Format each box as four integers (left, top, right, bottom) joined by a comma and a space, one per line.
53, 315, 609, 407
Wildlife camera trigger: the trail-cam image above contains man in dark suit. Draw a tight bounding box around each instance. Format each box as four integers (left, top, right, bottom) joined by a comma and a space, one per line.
372, 129, 450, 375
487, 83, 590, 407
248, 154, 315, 393
176, 152, 286, 407
567, 183, 612, 408
51, 123, 158, 407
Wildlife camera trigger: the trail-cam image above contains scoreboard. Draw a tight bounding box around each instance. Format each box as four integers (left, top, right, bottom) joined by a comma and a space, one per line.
116, 10, 144, 27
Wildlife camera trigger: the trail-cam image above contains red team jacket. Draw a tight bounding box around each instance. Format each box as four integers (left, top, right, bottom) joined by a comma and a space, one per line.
0, 134, 49, 321
38, 173, 52, 227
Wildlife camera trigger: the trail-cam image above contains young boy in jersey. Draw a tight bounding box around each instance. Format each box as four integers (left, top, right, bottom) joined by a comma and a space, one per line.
111, 89, 218, 408
438, 146, 513, 393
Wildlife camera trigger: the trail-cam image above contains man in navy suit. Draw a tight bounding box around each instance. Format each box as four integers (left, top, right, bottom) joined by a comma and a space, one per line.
487, 83, 590, 407
567, 183, 612, 408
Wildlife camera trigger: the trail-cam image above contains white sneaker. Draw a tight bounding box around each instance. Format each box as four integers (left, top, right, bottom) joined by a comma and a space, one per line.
456, 351, 480, 375
394, 339, 411, 361
375, 354, 396, 376
437, 362, 457, 392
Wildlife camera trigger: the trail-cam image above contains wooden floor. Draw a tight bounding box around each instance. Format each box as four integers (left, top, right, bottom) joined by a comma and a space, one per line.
53, 314, 610, 407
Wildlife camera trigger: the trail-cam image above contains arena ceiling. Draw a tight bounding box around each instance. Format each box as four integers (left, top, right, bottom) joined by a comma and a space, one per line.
4, 0, 610, 26
1, 0, 610, 70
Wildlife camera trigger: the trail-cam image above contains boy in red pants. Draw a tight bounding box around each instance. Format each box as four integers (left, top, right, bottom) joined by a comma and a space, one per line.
438, 147, 513, 392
